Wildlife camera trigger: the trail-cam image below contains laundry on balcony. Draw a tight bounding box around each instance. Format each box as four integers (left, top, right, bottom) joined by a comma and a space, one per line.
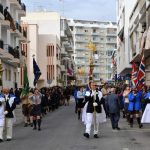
4, 7, 16, 31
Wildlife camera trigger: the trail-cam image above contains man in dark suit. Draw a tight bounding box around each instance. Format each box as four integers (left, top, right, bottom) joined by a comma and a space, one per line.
105, 88, 120, 130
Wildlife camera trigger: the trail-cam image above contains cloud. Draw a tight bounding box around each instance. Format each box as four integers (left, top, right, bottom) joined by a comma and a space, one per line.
22, 0, 116, 21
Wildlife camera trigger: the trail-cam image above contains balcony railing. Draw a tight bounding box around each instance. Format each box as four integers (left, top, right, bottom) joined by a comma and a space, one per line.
0, 40, 4, 49
8, 46, 20, 59
21, 3, 26, 11
0, 4, 3, 15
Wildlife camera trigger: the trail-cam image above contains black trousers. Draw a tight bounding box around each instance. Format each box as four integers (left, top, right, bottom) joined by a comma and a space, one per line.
110, 113, 120, 129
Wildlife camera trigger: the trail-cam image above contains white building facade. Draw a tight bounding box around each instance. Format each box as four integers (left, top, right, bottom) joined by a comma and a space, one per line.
22, 12, 74, 88
117, 0, 150, 86
0, 0, 27, 89
68, 19, 117, 85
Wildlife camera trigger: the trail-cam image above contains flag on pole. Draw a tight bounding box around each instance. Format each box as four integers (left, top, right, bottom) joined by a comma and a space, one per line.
33, 58, 41, 86
131, 62, 138, 87
21, 64, 29, 97
136, 54, 145, 90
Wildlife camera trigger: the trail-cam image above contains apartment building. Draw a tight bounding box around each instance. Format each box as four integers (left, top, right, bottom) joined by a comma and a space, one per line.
117, 0, 150, 86
68, 19, 117, 85
117, 0, 136, 82
0, 0, 27, 89
22, 12, 74, 88
129, 0, 150, 86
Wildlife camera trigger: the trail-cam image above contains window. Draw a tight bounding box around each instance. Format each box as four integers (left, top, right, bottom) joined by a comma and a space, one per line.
47, 65, 55, 80
47, 45, 54, 57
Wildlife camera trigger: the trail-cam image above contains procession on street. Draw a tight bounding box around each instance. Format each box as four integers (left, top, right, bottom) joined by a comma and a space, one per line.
1, 0, 150, 149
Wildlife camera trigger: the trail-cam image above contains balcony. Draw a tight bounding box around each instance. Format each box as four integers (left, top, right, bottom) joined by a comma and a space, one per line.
91, 32, 99, 36
0, 4, 4, 20
0, 45, 14, 61
0, 19, 10, 28
107, 32, 117, 36
8, 46, 20, 59
106, 40, 116, 44
17, 3, 26, 17
9, 0, 22, 9
10, 21, 22, 37
8, 58, 20, 66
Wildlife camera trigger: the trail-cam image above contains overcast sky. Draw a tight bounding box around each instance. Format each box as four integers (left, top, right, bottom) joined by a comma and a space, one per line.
22, 0, 117, 22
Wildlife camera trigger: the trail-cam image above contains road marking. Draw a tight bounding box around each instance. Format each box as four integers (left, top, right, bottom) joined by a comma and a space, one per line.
122, 148, 129, 150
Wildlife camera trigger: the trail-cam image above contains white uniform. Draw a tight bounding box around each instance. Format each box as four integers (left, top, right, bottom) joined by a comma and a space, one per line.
5, 95, 16, 140
0, 97, 5, 140
82, 90, 106, 135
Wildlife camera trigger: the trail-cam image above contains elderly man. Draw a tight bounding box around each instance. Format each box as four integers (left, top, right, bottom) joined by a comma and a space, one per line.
105, 88, 120, 130
82, 82, 104, 138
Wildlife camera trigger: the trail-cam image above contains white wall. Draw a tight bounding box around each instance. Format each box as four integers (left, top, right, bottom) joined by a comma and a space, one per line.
22, 12, 61, 40
117, 0, 137, 75
27, 24, 38, 88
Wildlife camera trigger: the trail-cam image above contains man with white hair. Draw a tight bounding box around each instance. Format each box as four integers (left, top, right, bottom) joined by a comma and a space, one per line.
105, 87, 120, 130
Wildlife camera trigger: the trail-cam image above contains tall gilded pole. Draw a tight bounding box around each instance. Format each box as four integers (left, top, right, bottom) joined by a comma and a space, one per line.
86, 41, 97, 131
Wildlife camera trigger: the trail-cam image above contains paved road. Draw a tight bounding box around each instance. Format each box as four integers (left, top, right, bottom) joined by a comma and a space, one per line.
1, 99, 150, 150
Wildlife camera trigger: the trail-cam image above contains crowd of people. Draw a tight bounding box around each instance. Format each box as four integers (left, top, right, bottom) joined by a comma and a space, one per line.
0, 86, 72, 143
0, 82, 150, 142
73, 82, 150, 139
